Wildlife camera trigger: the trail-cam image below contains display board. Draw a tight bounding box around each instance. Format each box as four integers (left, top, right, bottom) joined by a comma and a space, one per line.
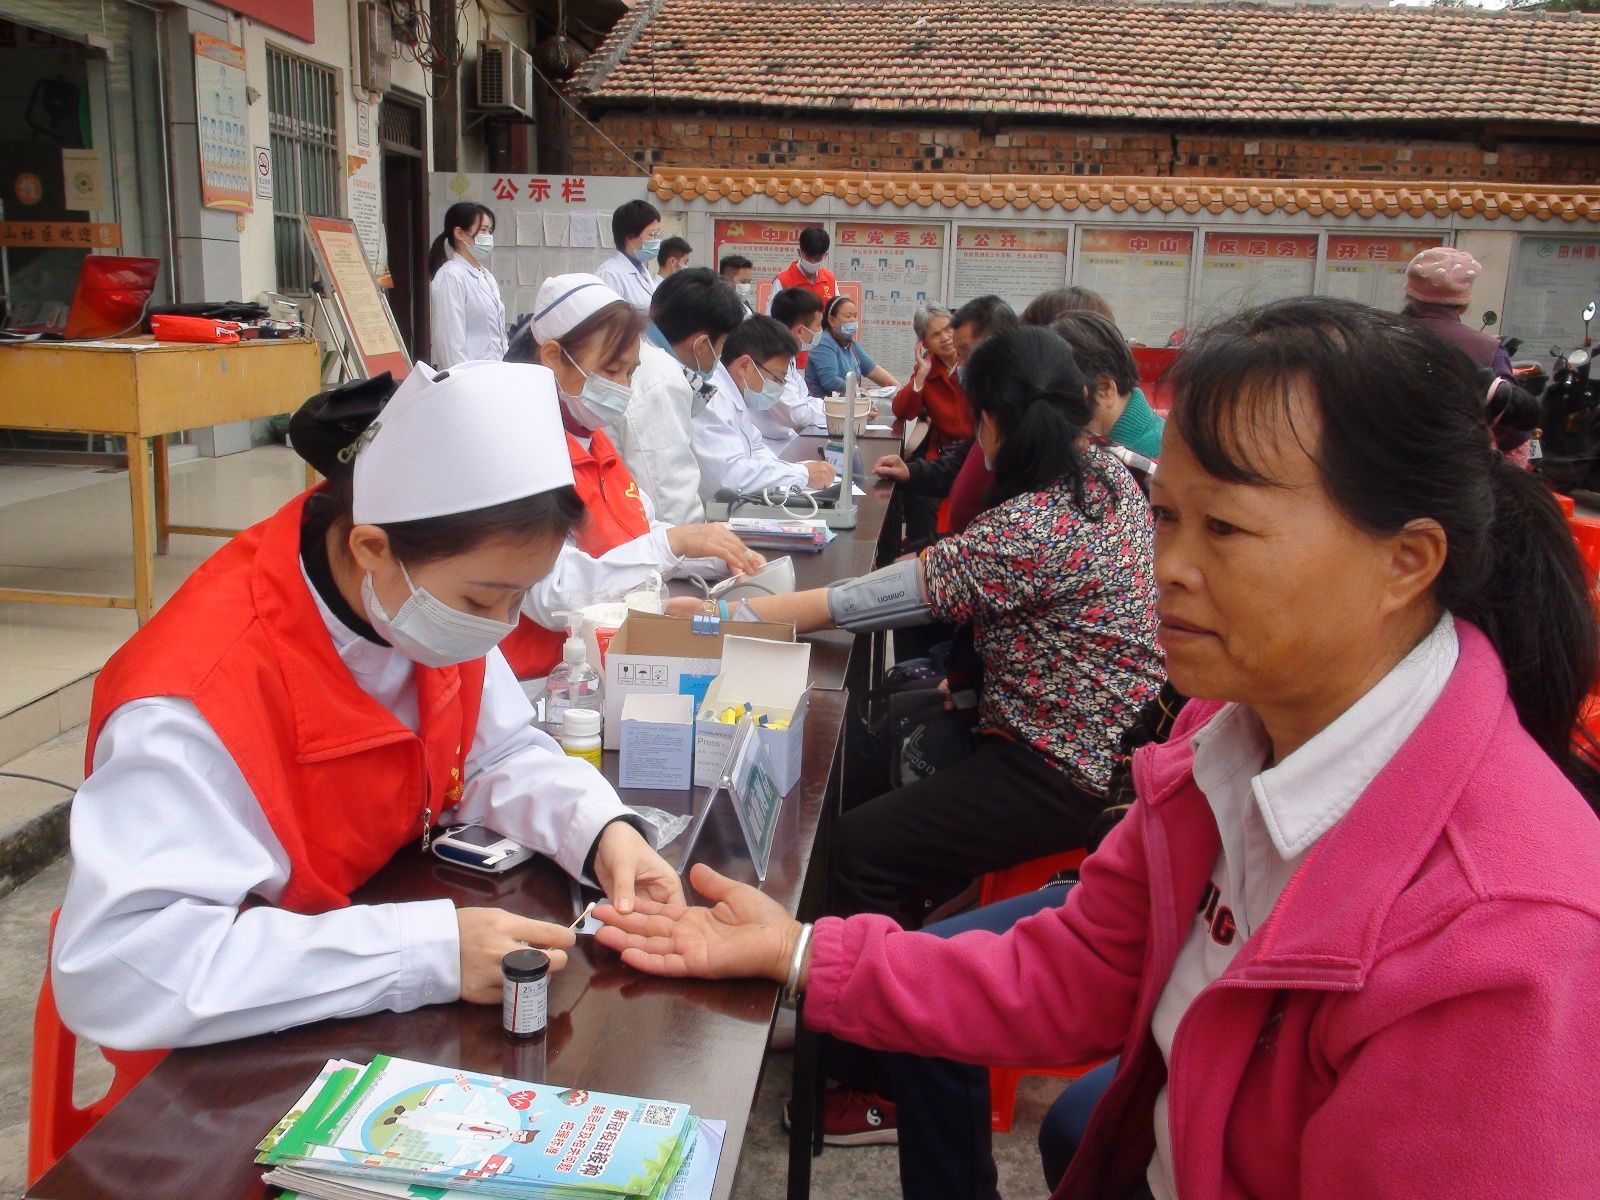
1076, 229, 1193, 346
1195, 232, 1318, 328
1321, 235, 1444, 312
713, 218, 815, 301
193, 34, 252, 212
834, 221, 945, 380
950, 225, 1070, 312
429, 173, 652, 327
1504, 235, 1600, 353
304, 215, 411, 380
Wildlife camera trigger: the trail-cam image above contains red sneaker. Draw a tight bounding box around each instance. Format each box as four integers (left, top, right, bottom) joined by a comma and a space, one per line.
783, 1087, 899, 1146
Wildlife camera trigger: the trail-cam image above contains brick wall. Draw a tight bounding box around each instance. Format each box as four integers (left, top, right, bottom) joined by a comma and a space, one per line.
567, 111, 1600, 185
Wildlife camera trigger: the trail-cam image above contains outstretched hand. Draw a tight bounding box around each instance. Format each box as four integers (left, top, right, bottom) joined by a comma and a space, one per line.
593, 863, 800, 983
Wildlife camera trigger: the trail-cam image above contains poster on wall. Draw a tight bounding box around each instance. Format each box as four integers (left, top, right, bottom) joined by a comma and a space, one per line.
348, 172, 382, 268
713, 219, 815, 311
430, 172, 649, 325
304, 215, 410, 380
1076, 229, 1193, 346
1504, 236, 1600, 352
1196, 233, 1318, 328
1321, 235, 1443, 312
950, 226, 1069, 312
192, 34, 252, 212
834, 222, 945, 380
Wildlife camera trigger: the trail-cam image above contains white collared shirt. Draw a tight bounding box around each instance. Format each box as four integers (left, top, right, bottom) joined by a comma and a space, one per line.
52, 561, 634, 1051
596, 249, 658, 313
428, 251, 507, 367
1146, 613, 1459, 1200
690, 361, 809, 501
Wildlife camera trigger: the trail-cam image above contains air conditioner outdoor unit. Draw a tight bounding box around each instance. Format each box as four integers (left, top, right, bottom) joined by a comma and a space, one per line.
477, 38, 534, 119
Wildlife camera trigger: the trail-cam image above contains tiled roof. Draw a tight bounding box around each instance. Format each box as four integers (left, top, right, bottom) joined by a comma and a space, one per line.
649, 170, 1600, 222
578, 0, 1600, 129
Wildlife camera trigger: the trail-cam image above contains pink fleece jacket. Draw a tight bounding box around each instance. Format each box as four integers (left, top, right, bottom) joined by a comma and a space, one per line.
805, 619, 1600, 1199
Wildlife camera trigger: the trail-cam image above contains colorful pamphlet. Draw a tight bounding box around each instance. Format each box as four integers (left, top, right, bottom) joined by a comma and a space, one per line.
257, 1056, 700, 1200
726, 517, 829, 552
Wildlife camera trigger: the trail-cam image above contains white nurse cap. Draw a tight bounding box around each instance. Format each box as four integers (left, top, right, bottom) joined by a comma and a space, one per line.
351, 359, 574, 525
530, 273, 625, 344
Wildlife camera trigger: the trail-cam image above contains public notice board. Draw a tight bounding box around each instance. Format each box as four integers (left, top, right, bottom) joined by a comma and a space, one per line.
1321, 235, 1443, 312
1505, 235, 1600, 352
950, 225, 1070, 313
834, 221, 945, 380
713, 218, 814, 308
1196, 232, 1318, 328
1075, 229, 1193, 346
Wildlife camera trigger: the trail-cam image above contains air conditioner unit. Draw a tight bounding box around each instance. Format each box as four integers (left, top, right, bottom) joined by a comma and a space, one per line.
477, 39, 534, 119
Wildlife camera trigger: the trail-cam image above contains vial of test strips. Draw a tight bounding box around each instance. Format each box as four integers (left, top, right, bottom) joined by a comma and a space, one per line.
502, 948, 550, 1039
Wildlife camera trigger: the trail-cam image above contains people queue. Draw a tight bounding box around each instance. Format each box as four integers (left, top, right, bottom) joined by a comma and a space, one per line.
52, 221, 1600, 1200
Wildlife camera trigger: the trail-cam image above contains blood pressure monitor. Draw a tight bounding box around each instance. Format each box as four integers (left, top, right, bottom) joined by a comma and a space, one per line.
430, 824, 536, 874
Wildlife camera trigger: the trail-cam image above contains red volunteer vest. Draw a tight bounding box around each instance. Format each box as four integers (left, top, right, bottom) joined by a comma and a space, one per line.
499, 429, 652, 680
774, 263, 837, 369
87, 489, 485, 915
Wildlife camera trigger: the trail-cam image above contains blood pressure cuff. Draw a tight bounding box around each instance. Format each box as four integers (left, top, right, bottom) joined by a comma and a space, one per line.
827, 556, 931, 632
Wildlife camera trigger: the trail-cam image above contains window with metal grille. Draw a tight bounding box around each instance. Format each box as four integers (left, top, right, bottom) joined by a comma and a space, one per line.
266, 47, 341, 294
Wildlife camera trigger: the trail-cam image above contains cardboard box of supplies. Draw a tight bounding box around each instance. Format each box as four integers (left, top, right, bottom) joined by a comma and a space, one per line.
602, 611, 797, 752
694, 635, 812, 794
619, 692, 695, 791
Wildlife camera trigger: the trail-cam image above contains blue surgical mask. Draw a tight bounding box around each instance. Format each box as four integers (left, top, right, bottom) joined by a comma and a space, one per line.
560, 348, 633, 429
362, 562, 516, 668
637, 237, 662, 265
839, 321, 859, 339
742, 371, 787, 411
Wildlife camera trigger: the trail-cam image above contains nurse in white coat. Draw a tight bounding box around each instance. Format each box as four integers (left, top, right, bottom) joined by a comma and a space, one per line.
52, 361, 683, 1051
428, 201, 507, 367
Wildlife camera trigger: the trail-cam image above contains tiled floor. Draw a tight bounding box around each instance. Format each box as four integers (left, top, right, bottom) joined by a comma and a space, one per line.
0, 447, 306, 716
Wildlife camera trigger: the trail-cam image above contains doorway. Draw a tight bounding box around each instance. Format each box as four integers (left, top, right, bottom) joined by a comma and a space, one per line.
379, 91, 426, 357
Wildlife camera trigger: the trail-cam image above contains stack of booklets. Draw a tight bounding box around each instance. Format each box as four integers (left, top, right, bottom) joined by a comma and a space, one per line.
727, 516, 828, 552
257, 1055, 724, 1200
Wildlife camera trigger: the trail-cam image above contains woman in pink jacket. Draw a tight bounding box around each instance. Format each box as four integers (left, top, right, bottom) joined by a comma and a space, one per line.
598, 297, 1600, 1200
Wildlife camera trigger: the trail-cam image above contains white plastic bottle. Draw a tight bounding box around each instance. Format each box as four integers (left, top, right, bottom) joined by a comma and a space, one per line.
545, 634, 602, 729
559, 708, 604, 769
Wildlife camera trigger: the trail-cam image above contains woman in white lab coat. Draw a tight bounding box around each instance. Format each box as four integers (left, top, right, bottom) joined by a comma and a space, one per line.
498, 273, 766, 682
428, 202, 507, 367
52, 360, 683, 1052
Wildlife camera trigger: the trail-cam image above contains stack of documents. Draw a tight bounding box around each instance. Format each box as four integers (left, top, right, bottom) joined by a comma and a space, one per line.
727, 516, 828, 552
257, 1055, 723, 1200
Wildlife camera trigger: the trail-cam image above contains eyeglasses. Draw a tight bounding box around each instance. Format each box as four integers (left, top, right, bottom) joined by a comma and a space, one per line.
753, 361, 788, 386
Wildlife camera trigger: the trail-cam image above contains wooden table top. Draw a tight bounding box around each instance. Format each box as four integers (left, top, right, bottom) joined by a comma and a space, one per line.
28, 689, 848, 1200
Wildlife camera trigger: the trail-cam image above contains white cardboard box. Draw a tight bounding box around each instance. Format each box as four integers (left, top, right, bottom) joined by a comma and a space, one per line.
619, 693, 695, 791
694, 635, 812, 794
601, 611, 797, 751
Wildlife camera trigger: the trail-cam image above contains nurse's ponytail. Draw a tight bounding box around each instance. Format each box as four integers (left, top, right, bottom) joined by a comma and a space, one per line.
428, 202, 494, 279
288, 374, 583, 562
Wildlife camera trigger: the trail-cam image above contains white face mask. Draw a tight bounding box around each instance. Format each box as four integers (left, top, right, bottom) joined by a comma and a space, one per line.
795, 325, 818, 349
560, 348, 633, 429
798, 258, 822, 278
472, 232, 495, 256
361, 562, 517, 668
735, 282, 754, 300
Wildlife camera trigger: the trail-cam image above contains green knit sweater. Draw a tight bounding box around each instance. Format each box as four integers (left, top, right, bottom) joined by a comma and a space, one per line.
1108, 387, 1164, 459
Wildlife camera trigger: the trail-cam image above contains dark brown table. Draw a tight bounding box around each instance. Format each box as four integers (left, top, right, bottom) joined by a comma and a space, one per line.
30, 451, 903, 1200
28, 692, 847, 1200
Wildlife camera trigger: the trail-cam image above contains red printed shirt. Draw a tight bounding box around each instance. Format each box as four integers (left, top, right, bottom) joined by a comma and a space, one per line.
921, 444, 1162, 795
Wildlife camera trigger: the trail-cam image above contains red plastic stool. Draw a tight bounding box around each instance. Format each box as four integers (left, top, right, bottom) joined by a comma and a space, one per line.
28, 910, 166, 1184
1568, 515, 1600, 589
1555, 491, 1577, 519
978, 851, 1103, 1132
